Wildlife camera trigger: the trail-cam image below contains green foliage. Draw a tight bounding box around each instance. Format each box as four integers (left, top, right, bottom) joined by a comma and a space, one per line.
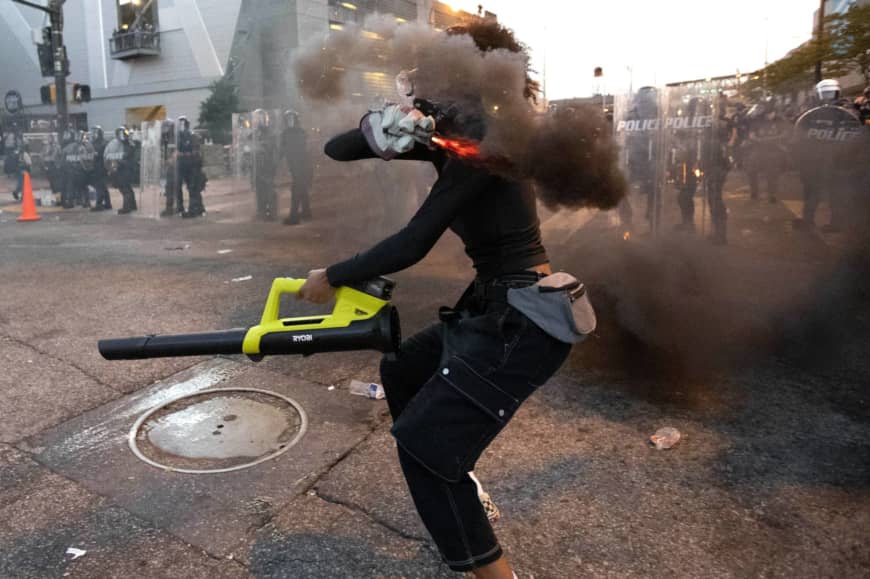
198, 76, 240, 145
751, 5, 870, 95
828, 5, 870, 86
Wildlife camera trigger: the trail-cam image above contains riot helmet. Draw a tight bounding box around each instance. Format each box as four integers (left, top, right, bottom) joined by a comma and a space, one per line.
161, 118, 175, 143
177, 116, 191, 131
91, 126, 104, 142
815, 79, 840, 103
635, 86, 658, 118
253, 109, 270, 128
61, 129, 76, 145
115, 126, 130, 142
283, 109, 299, 129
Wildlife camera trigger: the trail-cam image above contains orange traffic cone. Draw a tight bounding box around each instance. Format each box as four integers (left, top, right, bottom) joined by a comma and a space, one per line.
17, 171, 41, 222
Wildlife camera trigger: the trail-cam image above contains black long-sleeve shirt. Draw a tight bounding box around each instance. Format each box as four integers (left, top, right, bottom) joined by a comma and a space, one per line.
324, 129, 548, 286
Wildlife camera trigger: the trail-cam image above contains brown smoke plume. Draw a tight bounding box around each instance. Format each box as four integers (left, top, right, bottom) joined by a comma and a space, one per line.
292, 16, 625, 211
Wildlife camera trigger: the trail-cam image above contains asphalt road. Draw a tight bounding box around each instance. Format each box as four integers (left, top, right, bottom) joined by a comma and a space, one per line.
0, 171, 867, 578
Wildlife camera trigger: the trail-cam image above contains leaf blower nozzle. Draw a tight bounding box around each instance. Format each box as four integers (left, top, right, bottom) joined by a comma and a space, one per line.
98, 277, 401, 361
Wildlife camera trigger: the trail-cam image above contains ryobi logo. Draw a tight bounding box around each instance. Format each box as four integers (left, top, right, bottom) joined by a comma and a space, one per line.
292, 334, 314, 343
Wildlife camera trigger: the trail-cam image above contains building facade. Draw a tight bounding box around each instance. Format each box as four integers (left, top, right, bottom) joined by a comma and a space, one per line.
0, 0, 488, 133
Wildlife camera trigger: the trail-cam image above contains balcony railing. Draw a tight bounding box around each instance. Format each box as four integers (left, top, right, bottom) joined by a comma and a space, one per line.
109, 29, 161, 60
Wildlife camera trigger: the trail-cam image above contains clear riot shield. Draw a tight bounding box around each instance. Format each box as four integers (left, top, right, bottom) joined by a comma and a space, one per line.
792, 104, 866, 229
656, 82, 727, 239
138, 120, 164, 218
231, 112, 254, 183
612, 86, 663, 235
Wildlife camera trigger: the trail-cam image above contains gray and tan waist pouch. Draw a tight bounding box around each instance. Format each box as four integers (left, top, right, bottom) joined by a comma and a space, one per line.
506, 272, 596, 344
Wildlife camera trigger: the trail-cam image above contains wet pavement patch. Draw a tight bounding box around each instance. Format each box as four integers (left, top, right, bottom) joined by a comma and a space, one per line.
21, 359, 380, 558
131, 388, 308, 473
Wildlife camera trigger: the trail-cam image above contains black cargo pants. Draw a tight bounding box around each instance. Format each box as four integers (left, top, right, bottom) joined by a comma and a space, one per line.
380, 278, 571, 572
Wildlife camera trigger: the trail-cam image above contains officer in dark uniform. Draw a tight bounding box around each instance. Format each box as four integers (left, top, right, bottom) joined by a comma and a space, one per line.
620, 86, 659, 229
252, 109, 277, 220
89, 126, 112, 211
793, 79, 864, 232
743, 98, 790, 203
282, 110, 313, 225
159, 119, 182, 217
176, 116, 207, 218
703, 97, 733, 244
42, 134, 63, 199
105, 126, 137, 214
673, 97, 703, 232
60, 129, 86, 209
4, 125, 22, 199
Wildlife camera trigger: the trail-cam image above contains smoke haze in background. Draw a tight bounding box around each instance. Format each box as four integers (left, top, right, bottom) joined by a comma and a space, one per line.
292, 16, 625, 211
290, 15, 868, 391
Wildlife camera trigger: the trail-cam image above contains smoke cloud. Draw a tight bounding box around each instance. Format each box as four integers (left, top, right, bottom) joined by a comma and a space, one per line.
292, 16, 625, 211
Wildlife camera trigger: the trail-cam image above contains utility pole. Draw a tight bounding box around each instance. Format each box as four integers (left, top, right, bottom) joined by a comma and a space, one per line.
815, 0, 826, 84
12, 0, 68, 134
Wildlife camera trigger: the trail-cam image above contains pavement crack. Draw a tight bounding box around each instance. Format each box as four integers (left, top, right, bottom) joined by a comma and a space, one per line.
0, 332, 123, 395
312, 488, 428, 543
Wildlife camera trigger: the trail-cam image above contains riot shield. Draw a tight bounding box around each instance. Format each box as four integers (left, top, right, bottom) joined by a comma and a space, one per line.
656, 82, 728, 240
231, 112, 254, 182
138, 120, 164, 218
612, 86, 663, 234
792, 104, 865, 230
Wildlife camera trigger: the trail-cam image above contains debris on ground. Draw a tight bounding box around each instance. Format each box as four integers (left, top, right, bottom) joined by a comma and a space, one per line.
217, 249, 233, 254
650, 427, 681, 450
65, 547, 86, 560
348, 379, 385, 399
230, 275, 253, 283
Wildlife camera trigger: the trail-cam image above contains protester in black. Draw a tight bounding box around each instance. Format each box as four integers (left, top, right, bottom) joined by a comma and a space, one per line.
297, 22, 572, 579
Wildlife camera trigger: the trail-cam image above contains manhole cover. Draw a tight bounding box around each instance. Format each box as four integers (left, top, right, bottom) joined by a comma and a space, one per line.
129, 388, 308, 474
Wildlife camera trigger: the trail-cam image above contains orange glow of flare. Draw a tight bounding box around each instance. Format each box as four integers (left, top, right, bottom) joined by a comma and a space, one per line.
431, 135, 480, 159
694, 168, 703, 178
623, 231, 631, 241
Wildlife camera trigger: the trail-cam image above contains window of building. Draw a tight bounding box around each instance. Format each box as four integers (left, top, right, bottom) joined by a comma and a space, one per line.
116, 0, 159, 33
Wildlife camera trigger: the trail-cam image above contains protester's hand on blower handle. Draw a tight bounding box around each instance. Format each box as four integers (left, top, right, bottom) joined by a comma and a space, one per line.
297, 268, 336, 304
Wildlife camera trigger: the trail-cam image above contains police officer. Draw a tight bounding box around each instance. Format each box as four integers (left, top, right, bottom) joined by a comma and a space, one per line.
42, 133, 63, 200
105, 126, 137, 214
60, 129, 86, 209
855, 86, 870, 126
281, 110, 313, 225
793, 79, 864, 232
159, 119, 182, 217
704, 97, 733, 244
176, 116, 207, 218
743, 98, 790, 203
620, 86, 659, 229
673, 97, 704, 233
89, 126, 112, 211
4, 125, 22, 199
251, 109, 277, 220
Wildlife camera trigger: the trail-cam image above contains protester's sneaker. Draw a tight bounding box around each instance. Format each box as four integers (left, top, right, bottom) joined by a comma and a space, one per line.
468, 471, 500, 524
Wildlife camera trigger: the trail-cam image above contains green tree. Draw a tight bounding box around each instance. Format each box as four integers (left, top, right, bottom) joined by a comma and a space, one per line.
198, 76, 240, 144
747, 7, 870, 97
827, 5, 870, 86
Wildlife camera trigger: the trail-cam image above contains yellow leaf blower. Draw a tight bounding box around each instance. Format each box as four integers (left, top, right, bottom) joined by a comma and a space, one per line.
98, 277, 400, 360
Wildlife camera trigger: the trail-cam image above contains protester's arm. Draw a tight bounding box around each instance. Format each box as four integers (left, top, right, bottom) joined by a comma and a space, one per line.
324, 128, 433, 162
324, 160, 486, 286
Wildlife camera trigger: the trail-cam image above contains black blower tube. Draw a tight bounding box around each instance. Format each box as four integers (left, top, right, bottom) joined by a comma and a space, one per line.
98, 306, 400, 360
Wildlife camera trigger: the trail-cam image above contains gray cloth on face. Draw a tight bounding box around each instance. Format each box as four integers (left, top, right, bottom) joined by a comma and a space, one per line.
507, 272, 597, 344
